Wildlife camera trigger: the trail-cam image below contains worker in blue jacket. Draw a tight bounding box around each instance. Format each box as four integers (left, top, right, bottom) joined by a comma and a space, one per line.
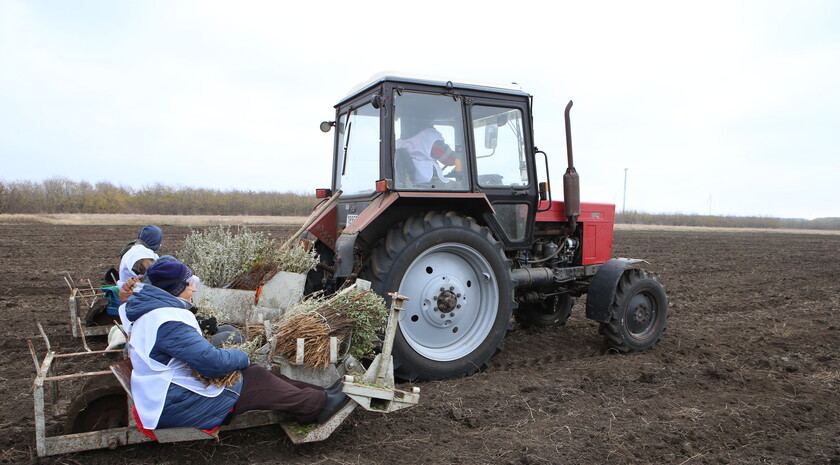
125, 259, 349, 430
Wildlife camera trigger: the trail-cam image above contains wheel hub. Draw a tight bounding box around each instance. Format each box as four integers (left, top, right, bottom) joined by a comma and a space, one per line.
632, 303, 651, 324
418, 277, 466, 330
626, 293, 656, 336
436, 288, 460, 313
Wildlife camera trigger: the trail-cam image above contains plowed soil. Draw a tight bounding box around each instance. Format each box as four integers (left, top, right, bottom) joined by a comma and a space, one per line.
0, 224, 838, 464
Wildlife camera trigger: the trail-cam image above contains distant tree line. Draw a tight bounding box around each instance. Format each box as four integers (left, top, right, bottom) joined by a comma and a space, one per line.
0, 178, 320, 216
616, 210, 840, 231
1, 178, 837, 230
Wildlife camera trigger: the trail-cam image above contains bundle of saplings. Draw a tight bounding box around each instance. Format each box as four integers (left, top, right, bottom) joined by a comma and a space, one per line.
190, 335, 267, 388
189, 288, 388, 384
178, 225, 318, 289
272, 288, 389, 369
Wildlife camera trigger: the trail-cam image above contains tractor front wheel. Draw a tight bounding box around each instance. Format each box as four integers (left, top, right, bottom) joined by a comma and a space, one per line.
367, 212, 513, 381
600, 269, 668, 352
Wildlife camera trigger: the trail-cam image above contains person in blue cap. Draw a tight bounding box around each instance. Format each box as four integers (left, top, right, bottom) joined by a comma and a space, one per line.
125, 258, 350, 431
117, 225, 163, 291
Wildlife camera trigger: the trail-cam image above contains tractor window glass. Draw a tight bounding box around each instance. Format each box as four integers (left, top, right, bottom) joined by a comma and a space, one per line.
472, 106, 528, 188
335, 103, 381, 196
393, 92, 468, 191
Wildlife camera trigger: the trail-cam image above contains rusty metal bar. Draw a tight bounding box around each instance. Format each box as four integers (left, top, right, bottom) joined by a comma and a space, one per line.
76, 318, 91, 352
42, 370, 113, 382
113, 321, 128, 341
28, 340, 42, 377
54, 349, 122, 358
40, 352, 55, 380
36, 321, 51, 352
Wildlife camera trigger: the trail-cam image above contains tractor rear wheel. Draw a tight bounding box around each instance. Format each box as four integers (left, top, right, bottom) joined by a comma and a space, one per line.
515, 294, 574, 327
367, 212, 513, 381
600, 269, 668, 352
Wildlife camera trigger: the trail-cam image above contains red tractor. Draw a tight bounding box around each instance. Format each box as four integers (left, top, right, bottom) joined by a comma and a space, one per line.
302, 74, 668, 381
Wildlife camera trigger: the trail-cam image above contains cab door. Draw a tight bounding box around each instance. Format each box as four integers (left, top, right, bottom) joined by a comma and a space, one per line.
467, 100, 537, 249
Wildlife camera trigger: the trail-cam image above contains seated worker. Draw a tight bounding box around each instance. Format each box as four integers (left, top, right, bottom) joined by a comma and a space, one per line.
396, 123, 461, 187
117, 225, 164, 293
111, 271, 242, 350
125, 259, 349, 430
116, 255, 243, 346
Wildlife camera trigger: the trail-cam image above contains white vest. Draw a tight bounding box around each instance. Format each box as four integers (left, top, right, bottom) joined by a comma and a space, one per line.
117, 244, 159, 288
128, 307, 224, 429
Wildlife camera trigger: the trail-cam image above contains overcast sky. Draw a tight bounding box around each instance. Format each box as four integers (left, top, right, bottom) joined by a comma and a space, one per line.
1, 1, 838, 219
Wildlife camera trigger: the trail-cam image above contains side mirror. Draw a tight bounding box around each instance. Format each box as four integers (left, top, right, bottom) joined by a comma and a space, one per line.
484, 124, 498, 150
320, 121, 335, 133
371, 95, 383, 109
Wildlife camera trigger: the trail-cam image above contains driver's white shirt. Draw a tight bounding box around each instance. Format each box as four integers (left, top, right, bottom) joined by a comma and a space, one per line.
396, 128, 451, 184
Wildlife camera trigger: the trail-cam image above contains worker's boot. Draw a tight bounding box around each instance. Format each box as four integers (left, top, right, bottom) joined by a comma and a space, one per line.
316, 379, 351, 423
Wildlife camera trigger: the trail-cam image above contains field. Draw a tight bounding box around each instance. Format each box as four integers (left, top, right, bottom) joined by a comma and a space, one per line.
0, 223, 838, 464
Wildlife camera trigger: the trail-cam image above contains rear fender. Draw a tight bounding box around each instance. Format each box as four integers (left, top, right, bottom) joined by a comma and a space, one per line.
585, 258, 648, 322
333, 192, 495, 278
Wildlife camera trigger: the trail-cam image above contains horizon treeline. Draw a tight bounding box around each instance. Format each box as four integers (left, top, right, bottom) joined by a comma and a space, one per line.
0, 178, 320, 216
616, 210, 840, 231
1, 178, 837, 230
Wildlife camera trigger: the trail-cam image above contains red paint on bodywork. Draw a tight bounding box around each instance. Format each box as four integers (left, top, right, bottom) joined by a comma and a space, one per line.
307, 204, 338, 250
536, 201, 615, 265
343, 192, 494, 235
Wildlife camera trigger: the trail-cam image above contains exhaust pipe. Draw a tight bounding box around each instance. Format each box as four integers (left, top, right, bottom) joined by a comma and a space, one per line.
563, 100, 580, 235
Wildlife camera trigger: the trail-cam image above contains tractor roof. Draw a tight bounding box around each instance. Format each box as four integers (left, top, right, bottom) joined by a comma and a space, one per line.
338, 72, 531, 106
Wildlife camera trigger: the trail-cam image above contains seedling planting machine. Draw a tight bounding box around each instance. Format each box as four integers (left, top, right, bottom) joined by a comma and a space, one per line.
33, 73, 668, 456
31, 281, 418, 456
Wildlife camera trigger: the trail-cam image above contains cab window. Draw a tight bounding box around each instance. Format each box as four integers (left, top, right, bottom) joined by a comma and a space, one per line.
472, 106, 528, 188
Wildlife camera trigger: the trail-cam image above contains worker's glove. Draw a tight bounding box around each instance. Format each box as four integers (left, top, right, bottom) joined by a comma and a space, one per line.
197, 315, 218, 335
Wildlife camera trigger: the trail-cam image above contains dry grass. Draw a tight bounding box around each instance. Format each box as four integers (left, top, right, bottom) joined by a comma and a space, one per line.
2, 214, 837, 235
614, 223, 840, 235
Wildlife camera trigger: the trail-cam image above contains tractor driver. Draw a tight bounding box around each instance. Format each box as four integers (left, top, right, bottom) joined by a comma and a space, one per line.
395, 119, 463, 188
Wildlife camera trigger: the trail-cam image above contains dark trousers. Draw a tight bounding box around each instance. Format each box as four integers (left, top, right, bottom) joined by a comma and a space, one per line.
231, 365, 326, 424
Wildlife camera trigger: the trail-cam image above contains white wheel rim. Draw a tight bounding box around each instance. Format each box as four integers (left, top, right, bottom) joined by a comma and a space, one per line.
398, 243, 499, 362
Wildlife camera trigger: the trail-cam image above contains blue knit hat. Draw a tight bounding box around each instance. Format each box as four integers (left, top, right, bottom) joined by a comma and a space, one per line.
138, 225, 163, 251
146, 260, 193, 296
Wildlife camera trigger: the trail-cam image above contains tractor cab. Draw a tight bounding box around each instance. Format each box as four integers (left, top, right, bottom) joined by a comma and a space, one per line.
319, 74, 540, 251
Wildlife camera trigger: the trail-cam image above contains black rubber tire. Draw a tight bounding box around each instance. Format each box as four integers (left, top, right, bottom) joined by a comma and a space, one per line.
515, 294, 574, 327
600, 269, 668, 352
304, 239, 333, 296
366, 211, 514, 381
64, 383, 128, 434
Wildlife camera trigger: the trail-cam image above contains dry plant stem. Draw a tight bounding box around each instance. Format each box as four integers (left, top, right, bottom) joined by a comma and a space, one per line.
191, 369, 241, 388
272, 290, 374, 369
